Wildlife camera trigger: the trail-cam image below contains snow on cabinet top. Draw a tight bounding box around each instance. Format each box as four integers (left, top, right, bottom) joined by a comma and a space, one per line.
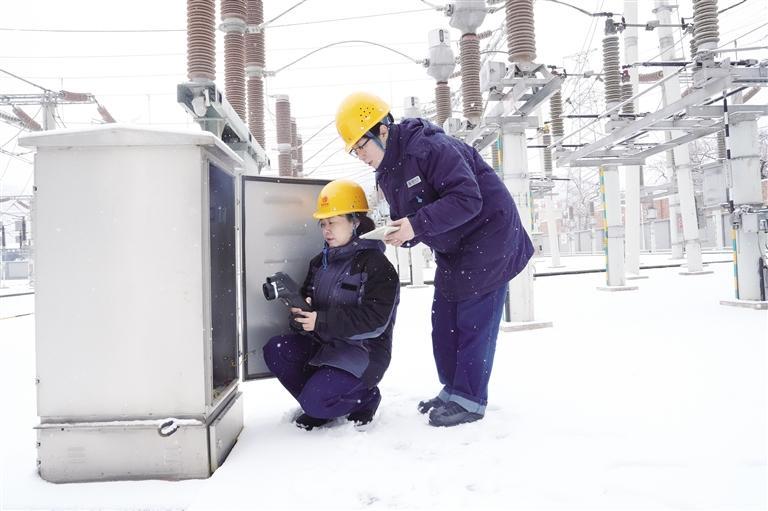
18, 123, 243, 167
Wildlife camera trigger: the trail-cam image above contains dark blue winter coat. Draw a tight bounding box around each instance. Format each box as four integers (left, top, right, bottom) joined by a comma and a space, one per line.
300, 237, 399, 387
376, 118, 534, 301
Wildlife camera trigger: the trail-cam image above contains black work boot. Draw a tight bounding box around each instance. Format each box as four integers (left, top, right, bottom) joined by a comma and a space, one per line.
417, 396, 445, 414
428, 401, 484, 427
347, 388, 381, 427
295, 413, 330, 431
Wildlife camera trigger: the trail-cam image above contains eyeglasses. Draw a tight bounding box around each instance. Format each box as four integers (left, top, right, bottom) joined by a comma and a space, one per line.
349, 137, 371, 157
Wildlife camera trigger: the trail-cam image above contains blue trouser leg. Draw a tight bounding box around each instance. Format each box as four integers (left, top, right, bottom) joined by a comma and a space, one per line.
431, 284, 507, 414
263, 333, 379, 420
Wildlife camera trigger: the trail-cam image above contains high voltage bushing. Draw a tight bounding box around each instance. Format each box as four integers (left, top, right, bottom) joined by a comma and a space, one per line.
692, 0, 719, 52
506, 0, 536, 64
187, 0, 216, 81
460, 34, 483, 123
221, 0, 247, 121
290, 118, 298, 177
435, 82, 452, 128
602, 34, 622, 109
246, 0, 265, 148
621, 83, 635, 115
296, 135, 304, 175
690, 37, 699, 62
549, 90, 564, 138
275, 95, 292, 177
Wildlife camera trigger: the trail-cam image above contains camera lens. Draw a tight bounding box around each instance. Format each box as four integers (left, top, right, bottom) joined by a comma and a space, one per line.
262, 282, 278, 300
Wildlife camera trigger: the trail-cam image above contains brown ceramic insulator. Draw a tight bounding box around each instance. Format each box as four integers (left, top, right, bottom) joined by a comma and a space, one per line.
61, 91, 91, 102
275, 97, 292, 176
224, 32, 246, 120
278, 153, 292, 177
290, 118, 298, 176
296, 135, 304, 175
542, 133, 553, 177
549, 90, 563, 138
247, 77, 265, 147
97, 105, 116, 123
690, 37, 698, 61
602, 35, 621, 108
460, 34, 482, 123
506, 0, 536, 64
187, 0, 216, 81
435, 81, 452, 128
743, 86, 760, 103
245, 0, 265, 67
692, 0, 719, 51
11, 106, 42, 131
639, 70, 664, 83
221, 0, 246, 21
621, 83, 635, 115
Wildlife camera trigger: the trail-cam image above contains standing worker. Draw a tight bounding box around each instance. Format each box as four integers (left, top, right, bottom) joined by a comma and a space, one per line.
336, 92, 533, 427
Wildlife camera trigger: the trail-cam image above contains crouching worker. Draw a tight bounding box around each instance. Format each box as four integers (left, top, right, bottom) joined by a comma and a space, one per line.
263, 180, 400, 431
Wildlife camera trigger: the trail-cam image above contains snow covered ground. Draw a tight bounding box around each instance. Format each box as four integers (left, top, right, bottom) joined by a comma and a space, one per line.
1, 259, 766, 511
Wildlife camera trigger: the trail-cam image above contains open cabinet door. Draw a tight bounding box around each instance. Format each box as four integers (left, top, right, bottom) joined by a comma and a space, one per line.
241, 176, 329, 380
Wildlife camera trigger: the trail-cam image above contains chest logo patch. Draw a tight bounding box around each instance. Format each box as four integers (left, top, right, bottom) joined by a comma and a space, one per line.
406, 176, 422, 188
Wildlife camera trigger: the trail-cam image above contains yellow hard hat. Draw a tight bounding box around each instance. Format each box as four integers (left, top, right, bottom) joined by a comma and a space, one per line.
313, 179, 369, 219
336, 92, 390, 152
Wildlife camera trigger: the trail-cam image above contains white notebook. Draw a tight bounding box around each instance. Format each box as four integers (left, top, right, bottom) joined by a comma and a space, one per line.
360, 225, 400, 240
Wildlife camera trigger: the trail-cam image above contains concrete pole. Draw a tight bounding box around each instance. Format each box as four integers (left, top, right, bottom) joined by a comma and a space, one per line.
397, 247, 411, 284
655, 0, 704, 272
727, 116, 764, 301
502, 122, 534, 322
600, 166, 630, 288
668, 194, 683, 257
714, 211, 725, 248
623, 0, 642, 277
407, 245, 427, 288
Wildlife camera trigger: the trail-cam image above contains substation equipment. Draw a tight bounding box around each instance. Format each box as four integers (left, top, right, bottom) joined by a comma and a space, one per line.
19, 0, 328, 483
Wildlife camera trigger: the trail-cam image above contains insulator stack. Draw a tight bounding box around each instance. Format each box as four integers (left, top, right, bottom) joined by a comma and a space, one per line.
221, 0, 247, 121
275, 96, 292, 177
12, 106, 42, 131
296, 135, 304, 175
621, 83, 635, 115
0, 110, 21, 126
97, 105, 116, 123
290, 118, 298, 177
187, 0, 216, 81
717, 131, 726, 160
506, 0, 536, 64
692, 0, 719, 52
61, 91, 91, 102
491, 138, 500, 171
246, 0, 265, 148
435, 81, 452, 128
743, 86, 760, 103
542, 133, 553, 178
639, 70, 664, 83
602, 35, 622, 109
690, 37, 699, 61
549, 91, 564, 138
460, 34, 482, 124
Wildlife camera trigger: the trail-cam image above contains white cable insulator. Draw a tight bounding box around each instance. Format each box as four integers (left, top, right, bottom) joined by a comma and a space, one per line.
276, 96, 292, 177
187, 0, 216, 81
435, 81, 452, 128
602, 35, 622, 108
549, 90, 563, 138
506, 0, 536, 64
460, 34, 482, 124
693, 0, 719, 51
621, 83, 635, 115
542, 133, 552, 177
